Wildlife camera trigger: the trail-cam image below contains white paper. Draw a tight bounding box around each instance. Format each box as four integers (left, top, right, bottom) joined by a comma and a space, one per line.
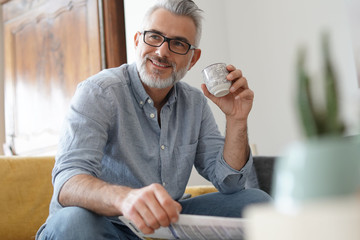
119, 214, 248, 240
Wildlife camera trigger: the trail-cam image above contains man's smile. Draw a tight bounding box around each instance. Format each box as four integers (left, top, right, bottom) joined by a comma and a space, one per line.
148, 57, 172, 69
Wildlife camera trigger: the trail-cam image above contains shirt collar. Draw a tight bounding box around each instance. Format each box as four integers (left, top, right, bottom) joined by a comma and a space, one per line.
167, 84, 177, 106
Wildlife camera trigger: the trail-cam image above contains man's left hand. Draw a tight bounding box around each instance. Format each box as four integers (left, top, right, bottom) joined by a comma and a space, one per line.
201, 64, 254, 123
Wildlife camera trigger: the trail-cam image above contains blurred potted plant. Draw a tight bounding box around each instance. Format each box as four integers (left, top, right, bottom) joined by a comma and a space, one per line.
297, 32, 345, 138
272, 33, 360, 211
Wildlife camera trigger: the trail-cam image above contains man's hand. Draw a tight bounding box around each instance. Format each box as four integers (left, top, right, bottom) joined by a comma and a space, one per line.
201, 64, 254, 123
120, 183, 182, 235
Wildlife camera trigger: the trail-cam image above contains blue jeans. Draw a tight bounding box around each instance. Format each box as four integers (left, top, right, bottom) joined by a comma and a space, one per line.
37, 188, 271, 240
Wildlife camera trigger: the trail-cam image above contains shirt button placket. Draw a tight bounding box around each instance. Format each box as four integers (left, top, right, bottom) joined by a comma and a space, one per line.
160, 144, 166, 187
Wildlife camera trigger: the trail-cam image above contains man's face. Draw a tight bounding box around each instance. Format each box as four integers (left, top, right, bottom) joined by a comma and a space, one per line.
134, 8, 201, 89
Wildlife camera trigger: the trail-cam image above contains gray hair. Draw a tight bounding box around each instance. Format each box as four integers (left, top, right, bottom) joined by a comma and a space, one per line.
141, 0, 203, 47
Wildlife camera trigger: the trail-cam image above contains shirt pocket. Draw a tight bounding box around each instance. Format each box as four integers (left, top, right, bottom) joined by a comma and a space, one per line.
174, 141, 198, 189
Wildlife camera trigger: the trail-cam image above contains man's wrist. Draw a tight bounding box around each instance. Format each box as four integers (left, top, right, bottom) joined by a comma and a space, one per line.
112, 185, 132, 215
225, 116, 248, 133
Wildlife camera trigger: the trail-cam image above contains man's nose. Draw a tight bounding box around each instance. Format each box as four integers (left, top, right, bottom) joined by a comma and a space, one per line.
155, 41, 171, 57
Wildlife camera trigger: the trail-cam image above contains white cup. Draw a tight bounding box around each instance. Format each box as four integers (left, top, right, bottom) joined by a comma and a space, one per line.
202, 63, 231, 97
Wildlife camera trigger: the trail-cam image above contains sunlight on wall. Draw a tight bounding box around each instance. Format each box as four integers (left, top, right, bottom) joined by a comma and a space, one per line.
0, 6, 5, 155
124, 0, 156, 64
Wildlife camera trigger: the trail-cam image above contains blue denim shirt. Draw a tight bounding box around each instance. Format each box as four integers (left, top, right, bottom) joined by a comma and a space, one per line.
49, 63, 253, 220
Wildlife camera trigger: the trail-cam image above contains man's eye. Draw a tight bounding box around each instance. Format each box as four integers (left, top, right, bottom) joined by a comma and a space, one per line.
172, 40, 186, 48
149, 34, 161, 40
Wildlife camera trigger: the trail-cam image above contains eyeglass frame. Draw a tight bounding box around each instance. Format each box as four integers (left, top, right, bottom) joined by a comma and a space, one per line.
141, 30, 197, 55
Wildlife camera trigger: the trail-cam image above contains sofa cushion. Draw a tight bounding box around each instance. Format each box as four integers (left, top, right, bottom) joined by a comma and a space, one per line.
184, 185, 218, 198
0, 156, 55, 240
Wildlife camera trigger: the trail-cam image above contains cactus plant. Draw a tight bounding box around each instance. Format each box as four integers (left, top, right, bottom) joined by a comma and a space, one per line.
296, 32, 345, 138
272, 37, 359, 210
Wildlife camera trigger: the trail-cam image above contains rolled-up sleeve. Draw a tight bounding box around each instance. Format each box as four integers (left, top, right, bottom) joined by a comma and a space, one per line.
213, 151, 253, 193
194, 97, 253, 194
51, 79, 114, 208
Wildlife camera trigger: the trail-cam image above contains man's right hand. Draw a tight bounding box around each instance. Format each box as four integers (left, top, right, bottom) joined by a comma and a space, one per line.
119, 183, 182, 234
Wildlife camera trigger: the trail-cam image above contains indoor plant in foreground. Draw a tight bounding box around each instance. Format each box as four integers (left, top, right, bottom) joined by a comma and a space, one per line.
272, 33, 360, 211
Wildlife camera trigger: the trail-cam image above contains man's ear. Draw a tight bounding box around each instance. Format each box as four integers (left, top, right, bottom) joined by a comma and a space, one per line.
188, 49, 201, 71
134, 32, 141, 48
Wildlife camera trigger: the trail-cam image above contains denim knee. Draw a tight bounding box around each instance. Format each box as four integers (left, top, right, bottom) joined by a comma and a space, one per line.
39, 207, 118, 240
241, 188, 273, 203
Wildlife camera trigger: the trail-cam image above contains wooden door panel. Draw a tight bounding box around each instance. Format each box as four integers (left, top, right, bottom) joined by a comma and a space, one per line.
3, 0, 101, 155
2, 0, 48, 21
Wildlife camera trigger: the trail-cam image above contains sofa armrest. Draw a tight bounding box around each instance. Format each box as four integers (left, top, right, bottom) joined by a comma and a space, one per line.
252, 156, 276, 196
185, 156, 277, 199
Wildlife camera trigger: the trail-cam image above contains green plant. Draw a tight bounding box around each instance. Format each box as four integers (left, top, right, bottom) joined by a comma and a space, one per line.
297, 32, 345, 138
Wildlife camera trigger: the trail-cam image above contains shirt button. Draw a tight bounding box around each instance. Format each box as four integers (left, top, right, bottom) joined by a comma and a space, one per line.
150, 113, 155, 118
147, 99, 152, 104
162, 182, 166, 187
139, 101, 144, 105
160, 145, 165, 150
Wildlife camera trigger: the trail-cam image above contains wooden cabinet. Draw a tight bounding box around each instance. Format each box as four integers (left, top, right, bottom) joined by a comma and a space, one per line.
1, 0, 126, 155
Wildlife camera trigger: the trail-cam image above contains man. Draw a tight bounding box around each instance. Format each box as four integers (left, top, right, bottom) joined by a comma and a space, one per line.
36, 0, 270, 239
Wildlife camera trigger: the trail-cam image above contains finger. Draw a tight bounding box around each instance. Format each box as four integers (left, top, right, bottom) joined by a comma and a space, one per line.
170, 201, 182, 223
226, 64, 236, 72
230, 77, 249, 93
201, 83, 210, 96
129, 208, 156, 235
143, 190, 171, 227
201, 83, 218, 102
235, 88, 254, 101
123, 188, 161, 232
133, 196, 161, 230
227, 69, 243, 81
152, 184, 181, 224
153, 197, 181, 224
226, 65, 242, 79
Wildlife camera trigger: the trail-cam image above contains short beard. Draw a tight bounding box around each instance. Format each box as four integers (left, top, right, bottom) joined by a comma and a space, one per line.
136, 53, 192, 89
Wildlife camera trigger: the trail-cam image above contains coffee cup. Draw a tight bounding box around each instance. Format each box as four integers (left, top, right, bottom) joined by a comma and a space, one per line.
202, 63, 231, 97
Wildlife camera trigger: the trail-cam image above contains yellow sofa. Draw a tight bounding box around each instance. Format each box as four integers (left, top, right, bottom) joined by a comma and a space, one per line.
0, 156, 55, 240
0, 156, 218, 240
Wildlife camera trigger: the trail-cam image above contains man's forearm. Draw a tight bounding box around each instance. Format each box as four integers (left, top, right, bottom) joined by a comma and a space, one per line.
59, 174, 131, 216
223, 118, 250, 171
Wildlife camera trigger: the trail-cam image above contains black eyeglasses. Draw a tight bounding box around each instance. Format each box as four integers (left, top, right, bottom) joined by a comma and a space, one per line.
142, 30, 196, 55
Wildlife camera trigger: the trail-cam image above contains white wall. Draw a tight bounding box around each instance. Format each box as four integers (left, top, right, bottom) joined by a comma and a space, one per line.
125, 0, 359, 186
0, 6, 5, 155
224, 0, 359, 156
